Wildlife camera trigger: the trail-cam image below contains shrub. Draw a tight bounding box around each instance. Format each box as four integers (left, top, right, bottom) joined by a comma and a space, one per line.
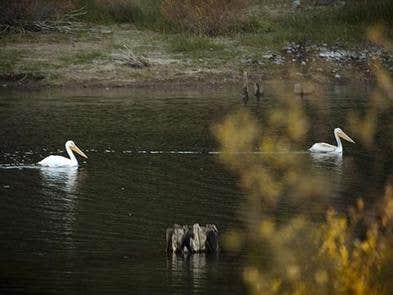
0, 0, 77, 32
77, 0, 168, 29
0, 0, 75, 28
78, 0, 137, 23
341, 0, 393, 25
161, 0, 249, 36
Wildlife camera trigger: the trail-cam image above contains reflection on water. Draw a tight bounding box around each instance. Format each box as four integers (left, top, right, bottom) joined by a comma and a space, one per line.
38, 166, 84, 251
168, 253, 215, 292
310, 152, 343, 168
310, 152, 344, 203
39, 166, 80, 193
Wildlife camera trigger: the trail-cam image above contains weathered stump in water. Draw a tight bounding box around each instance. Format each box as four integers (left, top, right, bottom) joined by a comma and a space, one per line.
294, 83, 314, 97
241, 71, 249, 104
166, 224, 219, 253
254, 82, 264, 101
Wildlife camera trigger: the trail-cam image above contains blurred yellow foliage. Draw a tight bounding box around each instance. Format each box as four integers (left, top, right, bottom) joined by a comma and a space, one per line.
213, 26, 393, 294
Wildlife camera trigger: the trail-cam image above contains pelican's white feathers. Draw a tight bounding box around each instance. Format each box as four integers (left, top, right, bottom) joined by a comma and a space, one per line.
309, 128, 355, 154
38, 155, 77, 167
38, 140, 87, 167
309, 143, 337, 153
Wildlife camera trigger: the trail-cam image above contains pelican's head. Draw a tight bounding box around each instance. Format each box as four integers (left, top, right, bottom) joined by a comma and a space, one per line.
66, 140, 88, 158
334, 128, 355, 143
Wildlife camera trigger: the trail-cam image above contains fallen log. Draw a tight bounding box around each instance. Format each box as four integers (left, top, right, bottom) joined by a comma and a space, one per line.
166, 224, 219, 254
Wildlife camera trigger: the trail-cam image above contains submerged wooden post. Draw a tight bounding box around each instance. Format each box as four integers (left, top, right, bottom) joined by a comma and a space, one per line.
294, 82, 314, 98
242, 71, 249, 104
294, 83, 304, 98
166, 224, 219, 254
255, 82, 263, 101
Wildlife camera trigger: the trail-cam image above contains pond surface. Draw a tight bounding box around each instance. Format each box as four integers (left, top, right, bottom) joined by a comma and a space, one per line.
0, 84, 392, 294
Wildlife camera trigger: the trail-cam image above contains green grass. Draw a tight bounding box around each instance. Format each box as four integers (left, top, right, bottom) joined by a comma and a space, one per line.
238, 3, 386, 48
169, 35, 225, 55
339, 0, 393, 26
78, 0, 136, 23
282, 0, 393, 44
0, 49, 22, 72
234, 16, 275, 34
240, 0, 393, 48
0, 52, 50, 82
77, 0, 171, 31
1, 0, 392, 88
282, 9, 362, 44
59, 51, 104, 65
19, 61, 61, 72
2, 1, 392, 43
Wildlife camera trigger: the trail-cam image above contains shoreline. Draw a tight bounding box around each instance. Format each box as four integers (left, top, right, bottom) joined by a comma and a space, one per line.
0, 24, 390, 92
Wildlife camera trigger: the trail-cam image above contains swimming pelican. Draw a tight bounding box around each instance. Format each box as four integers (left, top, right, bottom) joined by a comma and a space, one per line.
309, 128, 355, 154
38, 140, 87, 167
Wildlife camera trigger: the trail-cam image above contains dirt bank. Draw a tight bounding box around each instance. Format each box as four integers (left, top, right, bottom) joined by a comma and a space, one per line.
0, 24, 391, 91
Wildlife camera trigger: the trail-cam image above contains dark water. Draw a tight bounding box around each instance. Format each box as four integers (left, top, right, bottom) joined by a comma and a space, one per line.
0, 84, 392, 294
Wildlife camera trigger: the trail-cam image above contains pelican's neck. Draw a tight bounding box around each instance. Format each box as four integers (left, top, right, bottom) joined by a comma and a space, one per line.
66, 145, 78, 164
334, 130, 343, 153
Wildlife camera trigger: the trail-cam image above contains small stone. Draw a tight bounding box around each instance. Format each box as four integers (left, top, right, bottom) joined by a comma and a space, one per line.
292, 0, 300, 9
3, 185, 10, 189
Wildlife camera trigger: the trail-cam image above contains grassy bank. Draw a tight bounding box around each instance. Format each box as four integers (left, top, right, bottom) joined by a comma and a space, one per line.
0, 1, 392, 88
2, 1, 392, 38
78, 0, 393, 40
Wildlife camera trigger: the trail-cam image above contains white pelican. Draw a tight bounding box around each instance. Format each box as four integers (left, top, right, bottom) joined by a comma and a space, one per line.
309, 128, 355, 154
38, 140, 87, 167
